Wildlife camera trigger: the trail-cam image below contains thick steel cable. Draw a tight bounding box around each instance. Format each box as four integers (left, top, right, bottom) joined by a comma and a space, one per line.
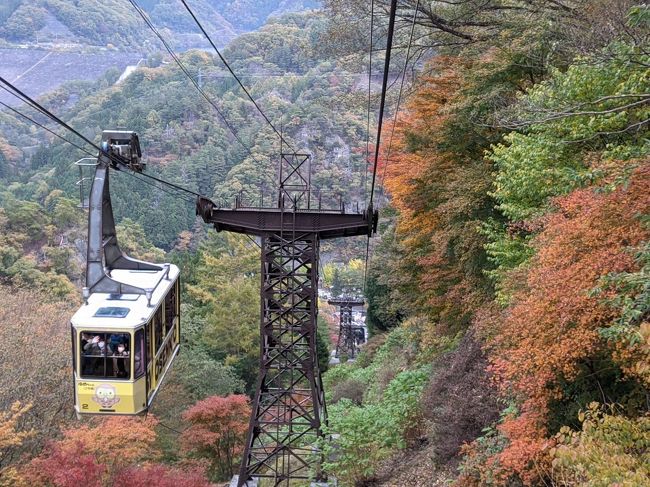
363, 0, 399, 291
179, 0, 295, 152
368, 0, 398, 210
379, 0, 420, 202
127, 0, 266, 169
0, 96, 96, 156
361, 0, 376, 293
363, 235, 371, 293
1, 92, 195, 204
363, 0, 375, 206
1, 76, 111, 156
0, 76, 203, 199
124, 172, 196, 204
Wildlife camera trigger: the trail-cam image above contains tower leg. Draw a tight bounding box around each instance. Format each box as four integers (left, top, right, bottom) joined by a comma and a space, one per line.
238, 232, 326, 486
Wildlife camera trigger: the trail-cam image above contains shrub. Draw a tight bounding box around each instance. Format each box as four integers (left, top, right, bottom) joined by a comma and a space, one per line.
181, 394, 250, 481
331, 378, 366, 405
550, 403, 650, 486
423, 332, 500, 464
324, 367, 430, 485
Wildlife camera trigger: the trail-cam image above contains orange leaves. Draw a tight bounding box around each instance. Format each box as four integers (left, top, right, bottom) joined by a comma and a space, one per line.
21, 415, 161, 486
0, 286, 78, 462
495, 162, 650, 394
25, 441, 106, 487
181, 394, 251, 479
0, 402, 33, 482
55, 416, 160, 469
486, 161, 650, 481
380, 57, 494, 332
18, 413, 214, 485
0, 402, 33, 454
381, 60, 461, 216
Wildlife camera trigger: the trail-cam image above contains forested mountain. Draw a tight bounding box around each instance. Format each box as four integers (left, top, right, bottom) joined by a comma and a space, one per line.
0, 0, 318, 47
1, 0, 649, 486
0, 11, 369, 250
0, 7, 363, 485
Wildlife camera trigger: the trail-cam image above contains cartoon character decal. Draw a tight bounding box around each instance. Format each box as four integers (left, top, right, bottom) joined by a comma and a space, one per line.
92, 384, 120, 408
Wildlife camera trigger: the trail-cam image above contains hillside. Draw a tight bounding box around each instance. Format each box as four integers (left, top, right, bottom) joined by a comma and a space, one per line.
0, 1, 320, 107
0, 1, 648, 487
0, 0, 319, 47
323, 1, 650, 486
0, 11, 370, 251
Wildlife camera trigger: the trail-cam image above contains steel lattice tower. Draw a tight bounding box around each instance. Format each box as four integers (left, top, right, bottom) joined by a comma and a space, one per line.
328, 299, 365, 360
197, 153, 377, 486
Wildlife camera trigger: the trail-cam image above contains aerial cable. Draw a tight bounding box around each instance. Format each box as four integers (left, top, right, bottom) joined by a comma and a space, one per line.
0, 76, 203, 200
0, 97, 97, 157
245, 234, 262, 250
127, 0, 266, 168
178, 0, 295, 152
363, 0, 399, 291
362, 236, 371, 293
378, 0, 420, 203
0, 76, 112, 158
368, 0, 398, 210
362, 0, 376, 292
363, 0, 375, 206
1, 91, 195, 204
125, 172, 196, 204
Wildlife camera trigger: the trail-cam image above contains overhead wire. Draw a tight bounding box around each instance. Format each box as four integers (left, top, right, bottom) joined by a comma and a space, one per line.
363, 0, 400, 291
0, 76, 113, 158
363, 0, 375, 206
127, 0, 267, 168
367, 0, 399, 210
125, 172, 196, 204
378, 0, 420, 204
1, 95, 194, 204
0, 96, 97, 156
179, 0, 295, 152
0, 76, 202, 201
245, 234, 262, 250
362, 0, 377, 293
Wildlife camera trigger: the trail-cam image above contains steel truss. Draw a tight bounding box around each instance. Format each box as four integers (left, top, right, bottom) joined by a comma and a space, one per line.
196, 153, 377, 487
240, 231, 325, 484
328, 299, 365, 359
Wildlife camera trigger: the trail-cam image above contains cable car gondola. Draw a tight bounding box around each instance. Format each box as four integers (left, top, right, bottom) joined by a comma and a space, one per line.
71, 131, 180, 416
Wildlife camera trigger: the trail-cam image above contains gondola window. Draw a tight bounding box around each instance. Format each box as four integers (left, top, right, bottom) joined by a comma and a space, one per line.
81, 332, 131, 379
134, 328, 145, 378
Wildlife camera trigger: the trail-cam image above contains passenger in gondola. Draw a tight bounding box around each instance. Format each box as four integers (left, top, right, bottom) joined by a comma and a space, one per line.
83, 335, 112, 376
109, 333, 127, 350
84, 335, 112, 356
113, 342, 130, 378
81, 333, 92, 351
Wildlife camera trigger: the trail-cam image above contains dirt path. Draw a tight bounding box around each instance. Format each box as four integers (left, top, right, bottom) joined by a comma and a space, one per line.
370, 446, 455, 487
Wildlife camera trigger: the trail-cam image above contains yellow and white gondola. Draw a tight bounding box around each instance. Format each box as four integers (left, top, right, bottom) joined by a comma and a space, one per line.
71, 130, 180, 416
71, 266, 180, 415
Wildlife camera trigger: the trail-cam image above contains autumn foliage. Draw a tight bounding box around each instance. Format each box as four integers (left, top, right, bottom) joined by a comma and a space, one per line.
474, 161, 650, 482
0, 288, 77, 466
181, 394, 251, 480
379, 58, 495, 333
18, 415, 212, 487
369, 22, 649, 483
